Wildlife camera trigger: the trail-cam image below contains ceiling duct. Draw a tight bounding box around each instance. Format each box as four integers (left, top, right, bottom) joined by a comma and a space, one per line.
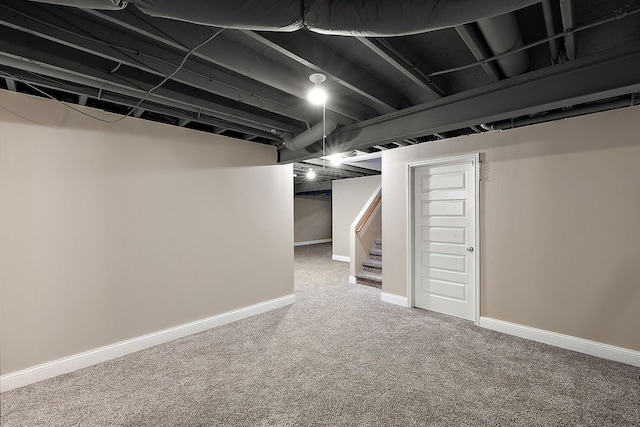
27, 0, 538, 36
283, 118, 338, 151
303, 0, 538, 36
477, 13, 529, 77
27, 0, 126, 9
133, 0, 303, 32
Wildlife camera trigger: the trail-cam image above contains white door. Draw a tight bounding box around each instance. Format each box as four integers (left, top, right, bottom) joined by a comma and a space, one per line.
414, 158, 476, 320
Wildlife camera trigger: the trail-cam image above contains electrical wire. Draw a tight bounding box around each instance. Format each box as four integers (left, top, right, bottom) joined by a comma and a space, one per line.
0, 29, 223, 124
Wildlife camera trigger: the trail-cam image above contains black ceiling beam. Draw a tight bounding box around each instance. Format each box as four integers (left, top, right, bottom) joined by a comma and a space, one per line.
0, 1, 313, 126
0, 28, 303, 134
244, 30, 409, 113
1, 65, 282, 141
559, 0, 576, 60
455, 24, 502, 83
114, 65, 305, 133
355, 37, 445, 98
279, 44, 640, 163
541, 0, 560, 63
4, 76, 16, 91
87, 8, 371, 123
0, 64, 283, 140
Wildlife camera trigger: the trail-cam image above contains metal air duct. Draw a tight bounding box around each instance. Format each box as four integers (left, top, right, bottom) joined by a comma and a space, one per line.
27, 0, 539, 36
477, 13, 529, 77
283, 118, 338, 151
27, 0, 126, 9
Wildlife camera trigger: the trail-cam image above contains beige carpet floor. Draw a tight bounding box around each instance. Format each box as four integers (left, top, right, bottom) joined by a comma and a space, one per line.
1, 243, 639, 426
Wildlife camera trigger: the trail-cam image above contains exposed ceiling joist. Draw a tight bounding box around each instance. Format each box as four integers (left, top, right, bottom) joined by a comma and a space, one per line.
0, 2, 315, 126
559, 0, 576, 60
86, 8, 371, 122
455, 24, 502, 83
279, 44, 640, 163
244, 30, 409, 113
356, 37, 445, 97
0, 29, 303, 134
1, 0, 637, 185
2, 65, 281, 141
4, 76, 16, 91
541, 0, 560, 63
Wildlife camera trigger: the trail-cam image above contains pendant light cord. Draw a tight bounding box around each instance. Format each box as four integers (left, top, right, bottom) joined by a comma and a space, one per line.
322, 100, 326, 170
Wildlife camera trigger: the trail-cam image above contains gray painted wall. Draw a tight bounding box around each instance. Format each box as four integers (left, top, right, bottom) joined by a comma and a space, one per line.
0, 91, 294, 374
294, 195, 332, 244
332, 176, 381, 259
382, 105, 640, 352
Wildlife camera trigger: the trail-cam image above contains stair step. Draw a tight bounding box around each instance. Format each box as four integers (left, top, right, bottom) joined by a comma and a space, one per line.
369, 248, 382, 257
375, 238, 382, 249
363, 265, 382, 274
355, 271, 382, 289
356, 272, 382, 289
362, 259, 382, 269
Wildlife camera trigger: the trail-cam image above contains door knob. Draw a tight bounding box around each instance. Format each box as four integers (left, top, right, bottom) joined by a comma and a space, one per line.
467, 247, 474, 252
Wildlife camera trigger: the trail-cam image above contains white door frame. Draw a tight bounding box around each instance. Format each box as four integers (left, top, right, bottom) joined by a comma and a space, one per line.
407, 153, 481, 325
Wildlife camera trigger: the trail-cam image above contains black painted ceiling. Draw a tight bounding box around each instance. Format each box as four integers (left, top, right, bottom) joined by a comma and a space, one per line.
1, 0, 639, 192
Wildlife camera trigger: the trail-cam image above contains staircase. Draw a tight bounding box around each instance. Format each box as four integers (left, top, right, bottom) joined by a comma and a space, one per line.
355, 239, 382, 288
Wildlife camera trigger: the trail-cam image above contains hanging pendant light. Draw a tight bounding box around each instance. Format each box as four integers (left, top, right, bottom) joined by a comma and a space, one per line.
308, 73, 327, 105
307, 73, 328, 170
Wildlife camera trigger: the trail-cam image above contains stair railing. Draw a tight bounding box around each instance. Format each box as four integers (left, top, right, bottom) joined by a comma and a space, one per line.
355, 194, 381, 233
349, 185, 382, 284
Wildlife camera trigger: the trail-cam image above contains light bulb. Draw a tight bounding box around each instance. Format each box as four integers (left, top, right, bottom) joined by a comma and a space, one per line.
329, 154, 343, 166
308, 87, 327, 105
306, 169, 316, 180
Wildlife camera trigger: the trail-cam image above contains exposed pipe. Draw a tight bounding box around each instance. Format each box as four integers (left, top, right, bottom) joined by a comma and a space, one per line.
283, 118, 337, 151
27, 0, 539, 36
484, 96, 637, 130
477, 12, 529, 77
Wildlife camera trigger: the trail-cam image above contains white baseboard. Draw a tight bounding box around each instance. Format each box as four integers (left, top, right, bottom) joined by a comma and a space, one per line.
294, 239, 332, 247
479, 317, 640, 367
0, 294, 296, 393
332, 254, 350, 262
381, 292, 409, 308
349, 275, 357, 285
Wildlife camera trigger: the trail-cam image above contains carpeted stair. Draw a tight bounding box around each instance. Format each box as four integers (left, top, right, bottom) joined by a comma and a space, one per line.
355, 239, 382, 288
